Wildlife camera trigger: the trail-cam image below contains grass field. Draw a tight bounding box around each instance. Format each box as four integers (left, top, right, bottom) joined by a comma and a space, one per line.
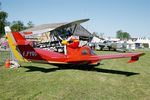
0, 50, 150, 100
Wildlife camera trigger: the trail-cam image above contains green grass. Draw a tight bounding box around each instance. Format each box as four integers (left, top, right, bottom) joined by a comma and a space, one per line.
0, 50, 150, 100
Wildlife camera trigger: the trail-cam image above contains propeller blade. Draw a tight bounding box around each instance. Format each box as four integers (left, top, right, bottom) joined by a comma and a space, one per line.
64, 45, 67, 55
58, 36, 63, 41
66, 36, 72, 41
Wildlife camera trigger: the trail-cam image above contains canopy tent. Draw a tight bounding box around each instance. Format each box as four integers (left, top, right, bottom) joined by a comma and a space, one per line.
135, 38, 150, 48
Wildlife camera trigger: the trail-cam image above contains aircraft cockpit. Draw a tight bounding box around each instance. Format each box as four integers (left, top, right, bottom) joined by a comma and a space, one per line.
29, 19, 91, 54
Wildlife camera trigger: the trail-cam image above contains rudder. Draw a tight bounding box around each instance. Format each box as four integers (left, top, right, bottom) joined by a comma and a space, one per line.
4, 26, 26, 62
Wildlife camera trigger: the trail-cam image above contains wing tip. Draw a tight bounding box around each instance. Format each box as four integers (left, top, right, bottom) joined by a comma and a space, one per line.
128, 52, 145, 63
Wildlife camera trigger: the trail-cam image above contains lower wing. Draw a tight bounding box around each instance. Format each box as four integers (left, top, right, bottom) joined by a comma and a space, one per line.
98, 52, 145, 63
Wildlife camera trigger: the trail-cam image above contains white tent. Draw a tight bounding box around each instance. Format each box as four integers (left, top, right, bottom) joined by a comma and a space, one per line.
135, 38, 150, 48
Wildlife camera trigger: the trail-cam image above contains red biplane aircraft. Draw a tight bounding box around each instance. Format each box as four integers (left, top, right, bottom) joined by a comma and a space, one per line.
4, 19, 145, 67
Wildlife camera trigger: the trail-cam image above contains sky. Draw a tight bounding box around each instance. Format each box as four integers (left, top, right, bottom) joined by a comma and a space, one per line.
1, 0, 150, 38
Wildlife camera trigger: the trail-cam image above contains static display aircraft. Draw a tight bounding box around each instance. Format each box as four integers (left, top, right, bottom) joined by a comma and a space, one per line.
4, 19, 145, 66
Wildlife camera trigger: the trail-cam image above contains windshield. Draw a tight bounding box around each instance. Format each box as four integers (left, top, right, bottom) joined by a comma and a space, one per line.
90, 50, 96, 55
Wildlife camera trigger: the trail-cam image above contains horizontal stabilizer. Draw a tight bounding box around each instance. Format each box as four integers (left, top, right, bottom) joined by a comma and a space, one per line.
11, 32, 32, 45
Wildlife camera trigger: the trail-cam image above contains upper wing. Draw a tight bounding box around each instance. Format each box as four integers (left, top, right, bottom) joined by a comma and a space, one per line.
51, 19, 89, 31
98, 52, 145, 63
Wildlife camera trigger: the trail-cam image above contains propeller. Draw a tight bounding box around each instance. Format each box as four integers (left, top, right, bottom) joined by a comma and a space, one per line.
60, 36, 72, 55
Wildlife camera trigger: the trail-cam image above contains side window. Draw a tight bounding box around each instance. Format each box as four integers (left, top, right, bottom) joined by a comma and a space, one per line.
81, 50, 88, 55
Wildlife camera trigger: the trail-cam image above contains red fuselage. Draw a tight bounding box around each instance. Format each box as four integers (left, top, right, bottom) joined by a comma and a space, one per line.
18, 45, 100, 65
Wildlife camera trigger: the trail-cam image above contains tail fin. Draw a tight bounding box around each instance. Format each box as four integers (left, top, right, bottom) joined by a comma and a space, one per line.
12, 31, 26, 42
4, 26, 26, 62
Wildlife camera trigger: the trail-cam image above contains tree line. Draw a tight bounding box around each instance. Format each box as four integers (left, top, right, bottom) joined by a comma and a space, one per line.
93, 30, 131, 40
0, 11, 34, 37
116, 30, 131, 40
